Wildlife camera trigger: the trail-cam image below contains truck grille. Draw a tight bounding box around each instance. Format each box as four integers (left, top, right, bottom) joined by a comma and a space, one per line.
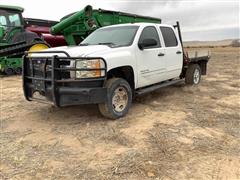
30, 57, 70, 79
32, 58, 48, 77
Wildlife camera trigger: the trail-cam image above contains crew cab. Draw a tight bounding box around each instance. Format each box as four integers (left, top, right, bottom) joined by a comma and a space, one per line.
23, 22, 210, 119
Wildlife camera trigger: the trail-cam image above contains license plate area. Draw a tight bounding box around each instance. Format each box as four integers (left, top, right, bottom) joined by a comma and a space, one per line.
32, 90, 46, 101
33, 79, 45, 92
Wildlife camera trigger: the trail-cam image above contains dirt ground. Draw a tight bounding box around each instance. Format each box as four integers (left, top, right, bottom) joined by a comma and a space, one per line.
1, 47, 240, 179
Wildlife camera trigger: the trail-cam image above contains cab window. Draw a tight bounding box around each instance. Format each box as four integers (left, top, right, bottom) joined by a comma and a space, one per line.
139, 26, 161, 48
160, 26, 178, 47
9, 14, 21, 26
0, 16, 7, 26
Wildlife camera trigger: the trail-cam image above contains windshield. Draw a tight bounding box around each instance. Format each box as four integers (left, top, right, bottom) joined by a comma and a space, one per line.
81, 26, 139, 47
0, 9, 22, 28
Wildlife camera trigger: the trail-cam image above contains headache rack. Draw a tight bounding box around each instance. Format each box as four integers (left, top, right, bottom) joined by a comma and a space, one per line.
23, 51, 107, 106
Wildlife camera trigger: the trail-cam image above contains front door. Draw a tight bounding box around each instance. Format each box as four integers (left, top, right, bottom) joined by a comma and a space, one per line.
136, 26, 166, 88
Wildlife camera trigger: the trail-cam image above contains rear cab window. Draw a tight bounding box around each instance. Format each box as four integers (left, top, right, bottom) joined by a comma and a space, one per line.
160, 26, 178, 47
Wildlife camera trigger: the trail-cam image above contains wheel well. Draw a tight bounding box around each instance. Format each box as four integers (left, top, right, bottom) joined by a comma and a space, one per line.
196, 60, 207, 75
188, 61, 207, 75
182, 61, 207, 78
107, 66, 135, 89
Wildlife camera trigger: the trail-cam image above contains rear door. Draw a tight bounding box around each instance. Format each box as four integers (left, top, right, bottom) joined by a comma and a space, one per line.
159, 26, 183, 80
136, 25, 166, 88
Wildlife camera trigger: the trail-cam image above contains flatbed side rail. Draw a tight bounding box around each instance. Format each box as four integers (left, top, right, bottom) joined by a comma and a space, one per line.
188, 55, 210, 62
23, 51, 107, 106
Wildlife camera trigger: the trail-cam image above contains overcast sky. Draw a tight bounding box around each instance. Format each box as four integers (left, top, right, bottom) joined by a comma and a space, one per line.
0, 0, 239, 41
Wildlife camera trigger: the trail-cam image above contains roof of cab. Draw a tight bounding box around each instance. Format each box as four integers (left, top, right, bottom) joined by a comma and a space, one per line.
0, 5, 24, 12
99, 22, 173, 29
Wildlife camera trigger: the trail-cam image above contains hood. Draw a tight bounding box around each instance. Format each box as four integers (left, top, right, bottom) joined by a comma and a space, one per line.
40, 45, 112, 57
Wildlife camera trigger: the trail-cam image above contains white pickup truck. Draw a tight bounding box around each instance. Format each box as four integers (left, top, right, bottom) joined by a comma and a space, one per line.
23, 22, 210, 119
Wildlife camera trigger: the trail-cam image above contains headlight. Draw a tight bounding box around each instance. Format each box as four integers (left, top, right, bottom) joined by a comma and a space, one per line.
75, 59, 105, 78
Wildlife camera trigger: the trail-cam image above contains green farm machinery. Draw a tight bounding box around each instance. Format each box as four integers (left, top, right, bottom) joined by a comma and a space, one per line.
51, 5, 161, 45
1, 4, 161, 75
0, 5, 53, 75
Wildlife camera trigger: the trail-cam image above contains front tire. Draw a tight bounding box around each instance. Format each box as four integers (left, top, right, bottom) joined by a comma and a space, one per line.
98, 78, 132, 119
185, 64, 201, 85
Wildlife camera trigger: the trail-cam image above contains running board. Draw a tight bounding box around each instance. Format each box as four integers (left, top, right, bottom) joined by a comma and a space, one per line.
135, 79, 183, 95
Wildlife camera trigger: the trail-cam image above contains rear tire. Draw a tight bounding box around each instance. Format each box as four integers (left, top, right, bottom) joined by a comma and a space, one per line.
98, 78, 132, 119
4, 68, 14, 75
185, 64, 201, 85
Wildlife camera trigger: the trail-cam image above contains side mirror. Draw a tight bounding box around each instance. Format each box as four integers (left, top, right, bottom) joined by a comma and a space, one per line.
138, 38, 157, 50
0, 26, 5, 39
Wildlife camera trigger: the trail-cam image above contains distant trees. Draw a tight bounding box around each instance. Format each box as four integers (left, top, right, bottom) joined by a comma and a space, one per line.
231, 40, 240, 47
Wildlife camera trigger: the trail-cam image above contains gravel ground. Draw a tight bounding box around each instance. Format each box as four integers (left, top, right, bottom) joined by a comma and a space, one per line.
1, 47, 240, 179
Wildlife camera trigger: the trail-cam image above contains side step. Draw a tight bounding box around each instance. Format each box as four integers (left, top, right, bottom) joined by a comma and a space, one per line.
135, 79, 183, 95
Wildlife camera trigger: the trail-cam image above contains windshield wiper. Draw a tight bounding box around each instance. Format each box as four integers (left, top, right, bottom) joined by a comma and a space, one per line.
97, 42, 115, 47
79, 43, 90, 46
80, 42, 116, 47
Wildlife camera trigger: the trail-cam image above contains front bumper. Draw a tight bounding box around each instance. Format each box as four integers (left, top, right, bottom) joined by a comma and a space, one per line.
23, 51, 107, 107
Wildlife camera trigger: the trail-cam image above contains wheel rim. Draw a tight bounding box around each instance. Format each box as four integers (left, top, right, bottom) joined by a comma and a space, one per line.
112, 86, 128, 113
193, 69, 200, 84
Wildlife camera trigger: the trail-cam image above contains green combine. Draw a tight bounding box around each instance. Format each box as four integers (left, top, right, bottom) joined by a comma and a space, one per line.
51, 5, 161, 45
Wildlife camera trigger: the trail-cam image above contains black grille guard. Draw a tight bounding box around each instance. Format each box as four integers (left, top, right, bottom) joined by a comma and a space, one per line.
22, 50, 107, 106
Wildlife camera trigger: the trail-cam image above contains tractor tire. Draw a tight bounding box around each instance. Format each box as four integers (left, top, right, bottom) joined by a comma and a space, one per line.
185, 64, 201, 85
4, 68, 14, 75
15, 67, 22, 75
98, 78, 132, 119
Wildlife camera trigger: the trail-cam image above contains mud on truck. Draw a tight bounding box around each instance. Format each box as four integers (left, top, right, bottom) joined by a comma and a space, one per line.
23, 20, 210, 119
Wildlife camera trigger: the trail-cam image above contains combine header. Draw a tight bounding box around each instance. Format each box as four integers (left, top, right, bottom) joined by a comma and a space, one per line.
51, 5, 161, 45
